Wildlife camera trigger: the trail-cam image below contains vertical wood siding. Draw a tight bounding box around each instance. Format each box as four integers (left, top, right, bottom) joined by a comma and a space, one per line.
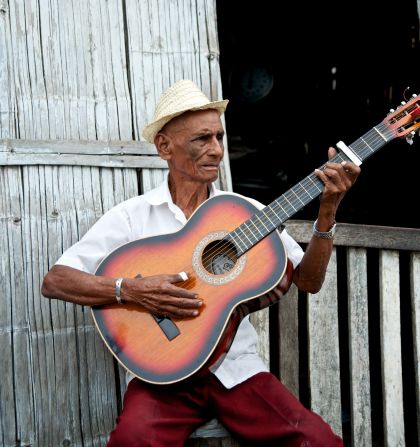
0, 0, 229, 445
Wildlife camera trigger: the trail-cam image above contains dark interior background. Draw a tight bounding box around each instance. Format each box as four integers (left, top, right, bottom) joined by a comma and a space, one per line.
216, 3, 420, 445
216, 0, 420, 228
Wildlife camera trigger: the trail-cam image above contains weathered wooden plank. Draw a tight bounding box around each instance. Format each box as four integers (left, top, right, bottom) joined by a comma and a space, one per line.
0, 152, 166, 168
189, 418, 231, 440
5, 166, 35, 446
186, 437, 241, 447
411, 252, 420, 445
0, 139, 157, 155
0, 167, 21, 445
278, 284, 300, 397
0, 0, 15, 139
140, 168, 168, 194
23, 165, 56, 447
347, 248, 372, 447
250, 309, 270, 369
308, 249, 342, 436
285, 219, 420, 251
379, 250, 405, 446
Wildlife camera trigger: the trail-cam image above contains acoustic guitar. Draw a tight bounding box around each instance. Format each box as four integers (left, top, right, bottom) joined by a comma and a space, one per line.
92, 94, 420, 385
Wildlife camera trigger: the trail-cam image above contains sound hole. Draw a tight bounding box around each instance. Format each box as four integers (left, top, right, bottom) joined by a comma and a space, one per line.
202, 239, 238, 275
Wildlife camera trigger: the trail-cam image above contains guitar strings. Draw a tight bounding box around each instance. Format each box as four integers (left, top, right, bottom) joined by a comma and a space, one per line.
175, 121, 394, 291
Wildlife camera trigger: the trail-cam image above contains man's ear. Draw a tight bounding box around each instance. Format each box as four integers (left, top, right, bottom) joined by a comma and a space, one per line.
154, 133, 172, 160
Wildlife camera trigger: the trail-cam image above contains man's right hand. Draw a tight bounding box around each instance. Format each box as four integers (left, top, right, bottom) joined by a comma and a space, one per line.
122, 273, 202, 319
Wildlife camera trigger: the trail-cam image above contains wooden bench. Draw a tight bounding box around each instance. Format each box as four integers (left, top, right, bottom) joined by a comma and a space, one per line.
1, 138, 419, 446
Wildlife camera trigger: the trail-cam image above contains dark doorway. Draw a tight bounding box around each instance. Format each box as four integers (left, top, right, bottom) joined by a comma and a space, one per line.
217, 0, 420, 228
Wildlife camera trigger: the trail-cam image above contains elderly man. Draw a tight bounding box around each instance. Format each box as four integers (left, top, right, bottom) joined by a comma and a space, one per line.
42, 79, 360, 446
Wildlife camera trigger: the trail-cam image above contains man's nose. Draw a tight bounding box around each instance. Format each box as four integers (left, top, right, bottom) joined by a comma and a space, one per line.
208, 136, 224, 156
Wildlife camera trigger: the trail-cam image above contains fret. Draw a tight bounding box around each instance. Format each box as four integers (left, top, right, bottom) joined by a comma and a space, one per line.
269, 200, 288, 221
360, 138, 373, 155
254, 213, 270, 232
287, 188, 306, 206
229, 228, 248, 253
304, 175, 323, 196
373, 125, 388, 142
260, 206, 279, 228
242, 221, 261, 242
282, 194, 298, 213
267, 202, 289, 223
246, 218, 265, 238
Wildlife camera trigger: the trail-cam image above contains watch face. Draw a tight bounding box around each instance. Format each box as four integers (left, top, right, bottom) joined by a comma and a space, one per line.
233, 66, 274, 103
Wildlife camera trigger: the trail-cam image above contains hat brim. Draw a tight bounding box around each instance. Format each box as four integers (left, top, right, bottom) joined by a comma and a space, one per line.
142, 99, 229, 144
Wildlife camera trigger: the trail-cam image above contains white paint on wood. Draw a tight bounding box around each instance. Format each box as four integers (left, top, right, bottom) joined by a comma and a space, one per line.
0, 139, 157, 155
411, 252, 420, 445
0, 152, 167, 168
190, 418, 230, 439
308, 249, 342, 436
141, 168, 168, 193
250, 308, 270, 368
278, 284, 299, 397
379, 250, 405, 446
347, 248, 372, 447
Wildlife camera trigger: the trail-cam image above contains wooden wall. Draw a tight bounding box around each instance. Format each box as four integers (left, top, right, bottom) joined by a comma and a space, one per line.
0, 1, 230, 445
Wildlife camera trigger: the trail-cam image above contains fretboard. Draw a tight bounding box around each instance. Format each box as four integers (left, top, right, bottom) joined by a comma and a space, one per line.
227, 121, 393, 255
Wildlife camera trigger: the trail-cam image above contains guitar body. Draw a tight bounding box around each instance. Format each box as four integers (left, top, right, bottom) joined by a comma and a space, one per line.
92, 194, 293, 384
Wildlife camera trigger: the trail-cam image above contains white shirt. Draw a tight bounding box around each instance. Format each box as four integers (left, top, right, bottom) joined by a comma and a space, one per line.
56, 176, 304, 389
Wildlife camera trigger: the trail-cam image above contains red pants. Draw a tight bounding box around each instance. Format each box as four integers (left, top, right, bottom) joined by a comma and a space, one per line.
107, 372, 343, 447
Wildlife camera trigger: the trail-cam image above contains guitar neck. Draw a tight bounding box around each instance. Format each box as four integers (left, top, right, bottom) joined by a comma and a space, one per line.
228, 120, 394, 256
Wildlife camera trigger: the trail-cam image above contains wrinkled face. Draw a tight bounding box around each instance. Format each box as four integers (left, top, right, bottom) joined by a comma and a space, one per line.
155, 109, 225, 184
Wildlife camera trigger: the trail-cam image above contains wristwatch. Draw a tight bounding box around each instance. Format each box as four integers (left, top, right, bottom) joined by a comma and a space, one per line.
312, 219, 336, 239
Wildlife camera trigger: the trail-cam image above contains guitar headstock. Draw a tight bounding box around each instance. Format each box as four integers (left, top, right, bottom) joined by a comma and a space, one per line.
384, 93, 420, 145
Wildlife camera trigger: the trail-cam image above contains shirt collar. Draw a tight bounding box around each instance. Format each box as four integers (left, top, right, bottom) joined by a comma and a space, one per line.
144, 172, 173, 206
145, 172, 218, 207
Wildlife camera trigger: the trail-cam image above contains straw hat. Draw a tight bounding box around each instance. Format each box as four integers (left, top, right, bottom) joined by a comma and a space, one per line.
142, 80, 229, 143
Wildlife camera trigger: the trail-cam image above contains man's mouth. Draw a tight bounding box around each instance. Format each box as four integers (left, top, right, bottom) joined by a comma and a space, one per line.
201, 164, 219, 171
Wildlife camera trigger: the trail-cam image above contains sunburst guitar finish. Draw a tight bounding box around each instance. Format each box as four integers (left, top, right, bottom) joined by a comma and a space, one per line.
92, 194, 291, 385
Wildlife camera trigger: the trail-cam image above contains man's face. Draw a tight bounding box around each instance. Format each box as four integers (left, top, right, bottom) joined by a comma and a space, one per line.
157, 109, 225, 184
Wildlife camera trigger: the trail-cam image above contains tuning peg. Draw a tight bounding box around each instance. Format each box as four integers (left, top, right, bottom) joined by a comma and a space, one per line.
406, 131, 415, 145
388, 108, 395, 114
